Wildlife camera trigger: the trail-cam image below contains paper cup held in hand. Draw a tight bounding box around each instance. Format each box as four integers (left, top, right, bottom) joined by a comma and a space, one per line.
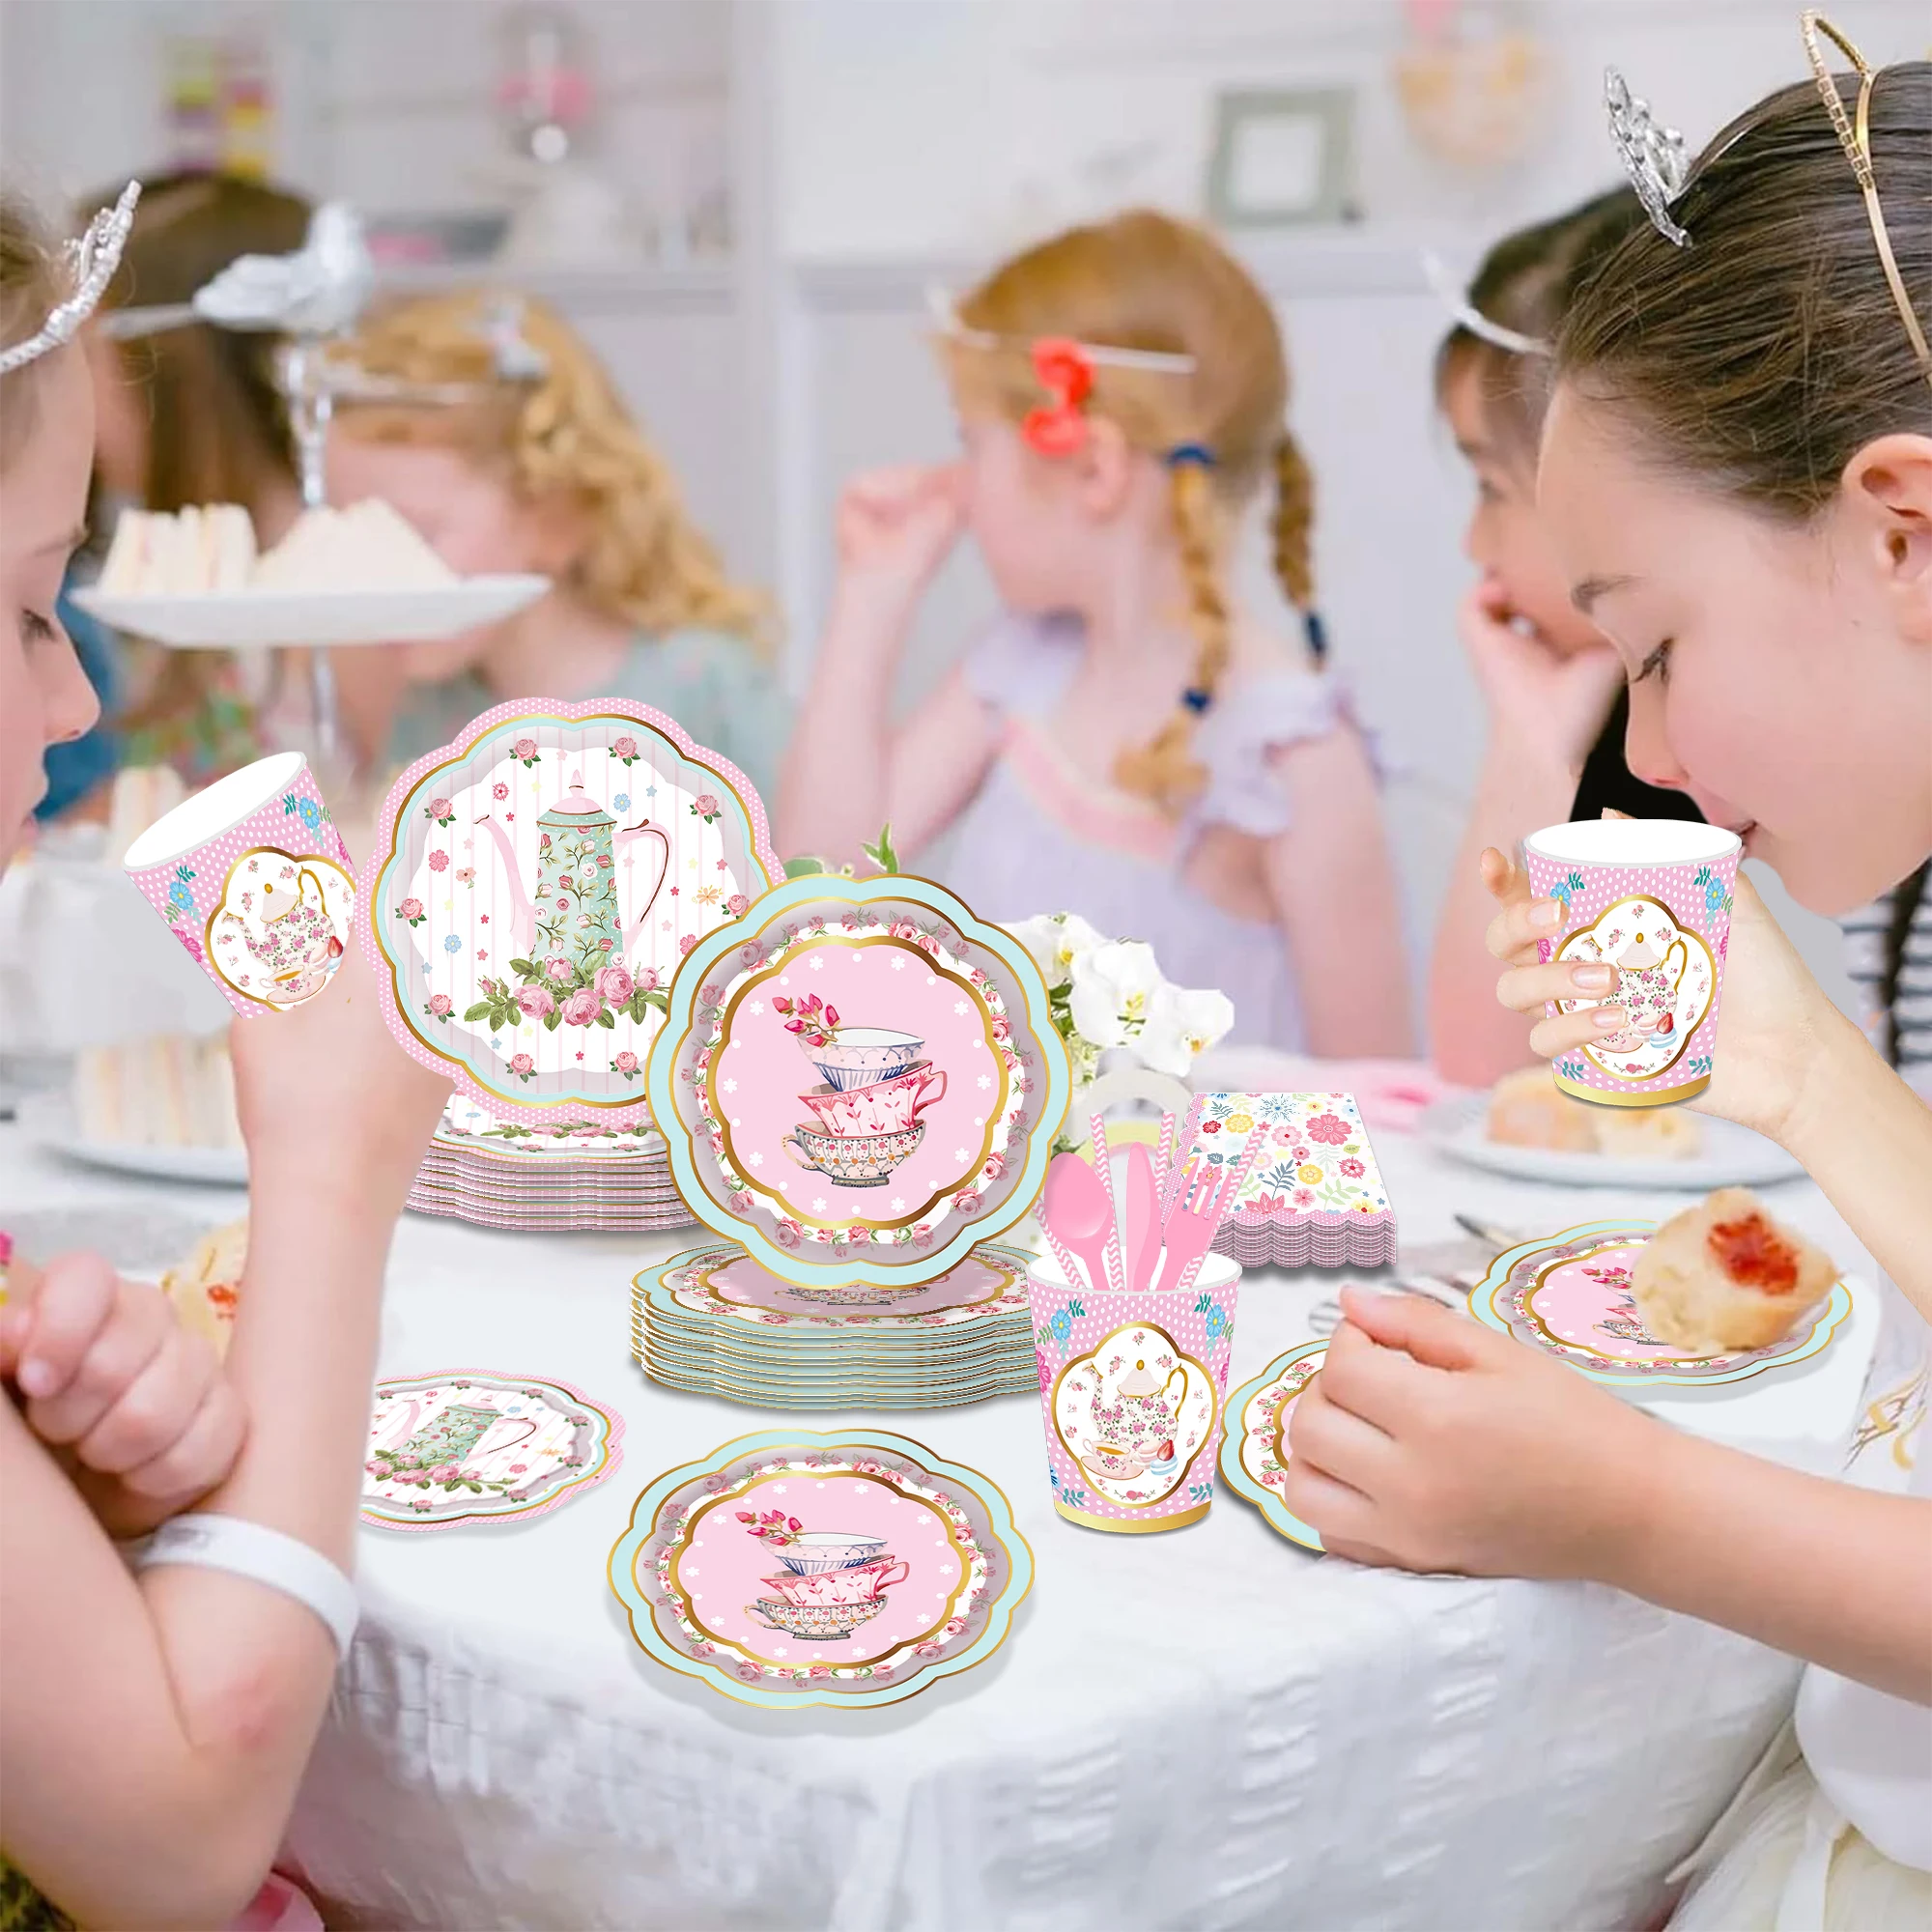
123, 752, 356, 1016
1027, 1250, 1240, 1535
1522, 819, 1742, 1109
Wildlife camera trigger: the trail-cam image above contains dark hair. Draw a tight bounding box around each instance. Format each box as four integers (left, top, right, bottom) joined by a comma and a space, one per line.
92, 169, 311, 513
0, 193, 67, 470
1435, 187, 1646, 459
1558, 62, 1931, 516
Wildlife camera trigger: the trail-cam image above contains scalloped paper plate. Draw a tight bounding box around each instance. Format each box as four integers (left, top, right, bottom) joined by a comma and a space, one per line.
1219, 1341, 1326, 1553
1469, 1219, 1853, 1387
609, 1430, 1032, 1707
647, 876, 1068, 1287
364, 698, 781, 1127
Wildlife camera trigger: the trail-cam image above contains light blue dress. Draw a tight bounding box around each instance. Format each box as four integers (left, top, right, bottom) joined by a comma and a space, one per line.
388, 627, 792, 810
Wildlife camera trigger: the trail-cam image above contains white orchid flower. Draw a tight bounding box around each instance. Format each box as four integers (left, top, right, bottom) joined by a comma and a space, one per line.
1136, 982, 1236, 1076
1067, 940, 1166, 1049
1002, 910, 1106, 990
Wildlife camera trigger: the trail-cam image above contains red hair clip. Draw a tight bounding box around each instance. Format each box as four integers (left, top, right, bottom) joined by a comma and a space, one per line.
1022, 336, 1094, 457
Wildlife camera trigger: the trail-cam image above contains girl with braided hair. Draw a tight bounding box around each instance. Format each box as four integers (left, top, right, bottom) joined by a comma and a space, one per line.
781, 209, 1409, 1056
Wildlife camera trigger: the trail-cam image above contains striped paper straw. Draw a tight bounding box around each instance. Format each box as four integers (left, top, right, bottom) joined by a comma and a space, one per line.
1035, 1213, 1091, 1295
1089, 1111, 1125, 1294
1151, 1110, 1175, 1208
1174, 1129, 1267, 1300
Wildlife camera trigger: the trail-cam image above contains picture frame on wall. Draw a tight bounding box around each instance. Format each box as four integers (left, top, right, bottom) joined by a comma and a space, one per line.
1205, 87, 1357, 229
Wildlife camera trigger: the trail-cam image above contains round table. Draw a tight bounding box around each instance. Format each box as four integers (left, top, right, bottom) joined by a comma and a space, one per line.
0, 1113, 1887, 1932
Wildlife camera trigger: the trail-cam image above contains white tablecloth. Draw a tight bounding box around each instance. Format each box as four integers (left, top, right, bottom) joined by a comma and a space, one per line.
0, 1115, 1890, 1932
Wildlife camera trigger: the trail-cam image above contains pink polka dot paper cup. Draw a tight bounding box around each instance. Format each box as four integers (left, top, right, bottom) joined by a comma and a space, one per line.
1522, 819, 1742, 1109
123, 752, 356, 1016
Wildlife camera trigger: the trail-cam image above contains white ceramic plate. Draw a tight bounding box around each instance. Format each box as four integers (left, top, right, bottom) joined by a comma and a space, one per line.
71, 577, 548, 649
40, 1129, 246, 1187
1420, 1093, 1803, 1190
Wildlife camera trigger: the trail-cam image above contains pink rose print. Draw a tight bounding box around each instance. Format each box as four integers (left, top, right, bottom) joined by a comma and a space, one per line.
679, 933, 697, 954
427, 993, 453, 1018
693, 793, 719, 816
428, 849, 449, 872
1339, 1156, 1365, 1179
427, 795, 453, 822
613, 1050, 641, 1077
400, 896, 424, 923
513, 737, 539, 764
493, 781, 509, 801
509, 1052, 536, 1079
545, 956, 574, 982
635, 966, 660, 993
597, 853, 613, 869
594, 964, 635, 1005
560, 988, 603, 1026
517, 984, 556, 1019
1305, 1112, 1350, 1145
612, 734, 639, 760
725, 894, 750, 918
729, 1189, 753, 1213
557, 873, 575, 892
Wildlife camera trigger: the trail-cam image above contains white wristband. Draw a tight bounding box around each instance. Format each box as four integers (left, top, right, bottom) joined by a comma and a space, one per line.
133, 1514, 359, 1659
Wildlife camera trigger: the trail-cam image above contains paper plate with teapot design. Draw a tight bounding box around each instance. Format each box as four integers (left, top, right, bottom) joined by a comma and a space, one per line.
1220, 1341, 1327, 1553
648, 876, 1069, 1288
1470, 1219, 1853, 1387
609, 1430, 1032, 1709
365, 698, 781, 1126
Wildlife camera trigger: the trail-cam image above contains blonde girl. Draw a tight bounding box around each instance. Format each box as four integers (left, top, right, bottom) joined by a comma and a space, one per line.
326, 290, 788, 799
781, 210, 1409, 1055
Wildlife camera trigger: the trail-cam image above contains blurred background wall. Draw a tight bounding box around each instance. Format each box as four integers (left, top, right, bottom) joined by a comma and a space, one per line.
6, 0, 1920, 1007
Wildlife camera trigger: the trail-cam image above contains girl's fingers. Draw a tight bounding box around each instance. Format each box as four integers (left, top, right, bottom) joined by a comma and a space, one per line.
1527, 1011, 1630, 1059
121, 1378, 246, 1502
11, 1252, 118, 1403
1494, 959, 1621, 1013
24, 1280, 170, 1445
1484, 882, 1568, 966
75, 1328, 219, 1475
1286, 1378, 1401, 1488
1277, 1456, 1387, 1557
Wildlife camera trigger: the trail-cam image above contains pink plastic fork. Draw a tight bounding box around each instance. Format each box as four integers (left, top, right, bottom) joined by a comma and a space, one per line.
1150, 1161, 1232, 1296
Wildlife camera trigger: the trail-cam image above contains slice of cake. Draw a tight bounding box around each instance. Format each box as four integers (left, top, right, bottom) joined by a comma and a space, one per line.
1592, 1106, 1703, 1162
98, 504, 257, 595
1486, 1065, 1598, 1153
1632, 1187, 1836, 1353
73, 1035, 243, 1150
160, 1217, 247, 1357
251, 498, 456, 593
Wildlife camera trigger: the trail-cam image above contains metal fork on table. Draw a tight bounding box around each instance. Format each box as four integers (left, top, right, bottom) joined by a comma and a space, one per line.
1306, 1214, 1528, 1337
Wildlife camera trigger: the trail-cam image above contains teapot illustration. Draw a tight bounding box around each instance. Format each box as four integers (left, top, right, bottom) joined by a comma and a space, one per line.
474, 776, 669, 972
211, 853, 351, 1007
1574, 897, 1690, 1053
1083, 1355, 1187, 1477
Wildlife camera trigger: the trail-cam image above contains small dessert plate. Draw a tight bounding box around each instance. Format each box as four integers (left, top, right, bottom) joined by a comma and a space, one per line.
1469, 1220, 1853, 1386
1219, 1340, 1326, 1553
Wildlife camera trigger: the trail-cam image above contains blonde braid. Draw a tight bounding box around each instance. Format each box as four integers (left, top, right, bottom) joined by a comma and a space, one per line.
1271, 431, 1315, 613
1114, 461, 1231, 814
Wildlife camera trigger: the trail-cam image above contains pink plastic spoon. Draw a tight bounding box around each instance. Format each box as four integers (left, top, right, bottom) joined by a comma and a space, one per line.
1042, 1151, 1120, 1295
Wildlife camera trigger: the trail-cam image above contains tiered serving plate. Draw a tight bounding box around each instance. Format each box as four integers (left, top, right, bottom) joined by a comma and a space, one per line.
1220, 1341, 1327, 1552
633, 1240, 1037, 1408
360, 1370, 623, 1530
609, 1430, 1032, 1708
72, 579, 549, 650
647, 875, 1068, 1288
365, 697, 781, 1127
407, 1095, 692, 1234
1469, 1219, 1853, 1387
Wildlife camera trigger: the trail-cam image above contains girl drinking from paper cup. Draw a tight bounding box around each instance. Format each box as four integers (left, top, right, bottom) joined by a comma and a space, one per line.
1, 187, 450, 1932
1289, 24, 1931, 1929
780, 209, 1410, 1057
325, 290, 788, 800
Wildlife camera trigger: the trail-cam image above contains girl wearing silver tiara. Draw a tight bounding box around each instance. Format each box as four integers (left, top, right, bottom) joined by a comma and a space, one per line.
1289, 20, 1931, 1930
0, 195, 449, 1930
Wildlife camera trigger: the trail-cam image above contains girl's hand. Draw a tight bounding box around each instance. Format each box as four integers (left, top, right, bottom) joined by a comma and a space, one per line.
0, 1251, 245, 1532
1458, 578, 1623, 768
1481, 841, 1838, 1145
1282, 1286, 1653, 1577
832, 464, 966, 606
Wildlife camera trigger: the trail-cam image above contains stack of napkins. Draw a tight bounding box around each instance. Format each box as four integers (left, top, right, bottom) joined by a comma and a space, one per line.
1170, 1092, 1397, 1269
407, 1096, 693, 1235
633, 1240, 1038, 1410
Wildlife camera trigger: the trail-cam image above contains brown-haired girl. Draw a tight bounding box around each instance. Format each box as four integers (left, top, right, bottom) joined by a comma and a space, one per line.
327, 289, 786, 800
780, 209, 1409, 1055
1287, 23, 1930, 1927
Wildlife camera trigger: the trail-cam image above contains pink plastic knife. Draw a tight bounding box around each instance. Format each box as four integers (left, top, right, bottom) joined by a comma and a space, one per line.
1122, 1142, 1159, 1293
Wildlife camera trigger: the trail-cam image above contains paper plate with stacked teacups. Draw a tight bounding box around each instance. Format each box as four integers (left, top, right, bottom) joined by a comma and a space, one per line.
632, 1240, 1037, 1408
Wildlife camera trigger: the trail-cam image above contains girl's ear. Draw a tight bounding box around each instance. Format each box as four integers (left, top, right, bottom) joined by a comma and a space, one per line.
1844, 433, 1932, 646
1069, 413, 1137, 521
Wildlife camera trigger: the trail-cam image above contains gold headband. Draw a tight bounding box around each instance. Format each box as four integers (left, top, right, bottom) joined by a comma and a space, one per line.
1800, 12, 1932, 389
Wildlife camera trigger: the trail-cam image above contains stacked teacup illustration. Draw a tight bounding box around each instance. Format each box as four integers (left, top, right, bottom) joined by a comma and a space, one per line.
740, 1512, 910, 1640
776, 995, 947, 1189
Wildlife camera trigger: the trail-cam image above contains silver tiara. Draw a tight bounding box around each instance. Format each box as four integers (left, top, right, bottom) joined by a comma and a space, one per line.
1420, 251, 1550, 357
0, 181, 141, 377
1605, 69, 1691, 248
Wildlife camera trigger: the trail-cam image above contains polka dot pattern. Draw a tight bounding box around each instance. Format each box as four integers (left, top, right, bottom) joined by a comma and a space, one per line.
125, 757, 355, 1018
1523, 846, 1739, 1100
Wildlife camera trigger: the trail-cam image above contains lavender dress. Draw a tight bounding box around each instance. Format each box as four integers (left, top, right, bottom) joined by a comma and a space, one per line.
937, 613, 1371, 1052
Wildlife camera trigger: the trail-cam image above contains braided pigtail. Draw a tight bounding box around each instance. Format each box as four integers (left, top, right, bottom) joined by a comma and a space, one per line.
1271, 431, 1322, 662
1114, 460, 1232, 814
